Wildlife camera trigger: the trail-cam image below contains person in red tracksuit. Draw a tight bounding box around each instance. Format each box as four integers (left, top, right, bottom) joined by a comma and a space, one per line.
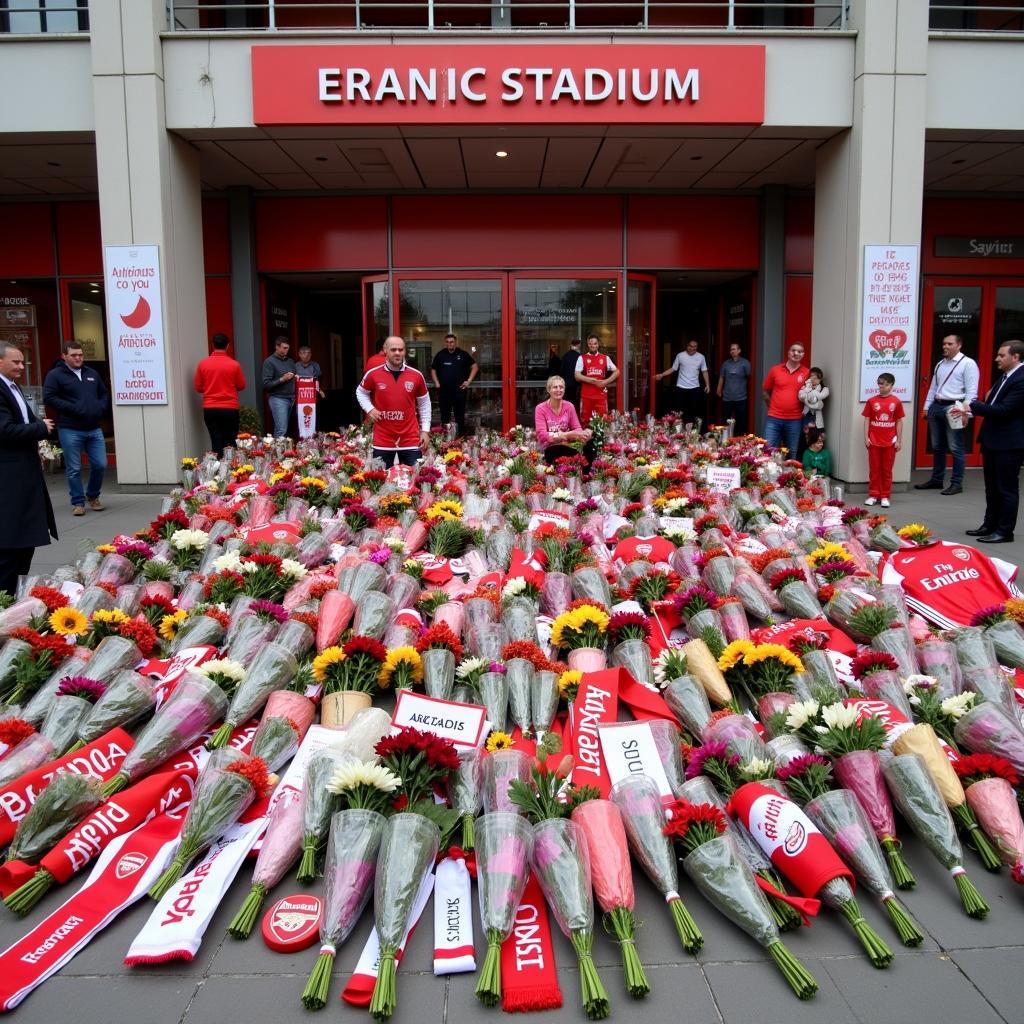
862, 372, 904, 508
574, 332, 619, 426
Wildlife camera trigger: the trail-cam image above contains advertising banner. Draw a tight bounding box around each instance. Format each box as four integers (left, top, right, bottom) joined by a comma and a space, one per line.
296, 376, 318, 438
859, 245, 919, 402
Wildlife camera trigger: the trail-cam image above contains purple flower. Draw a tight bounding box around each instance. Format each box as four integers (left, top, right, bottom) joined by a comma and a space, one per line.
685, 740, 739, 780
56, 676, 106, 704
775, 753, 830, 782
368, 548, 391, 565
488, 661, 507, 675
969, 605, 1007, 628
250, 599, 288, 623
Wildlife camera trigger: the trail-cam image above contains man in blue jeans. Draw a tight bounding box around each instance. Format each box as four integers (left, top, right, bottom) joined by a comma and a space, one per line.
261, 336, 296, 438
43, 340, 109, 516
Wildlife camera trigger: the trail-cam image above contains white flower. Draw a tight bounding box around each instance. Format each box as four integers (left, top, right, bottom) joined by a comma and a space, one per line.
552, 488, 573, 502
170, 528, 209, 551
742, 757, 774, 778
385, 538, 406, 553
197, 658, 246, 683
281, 558, 308, 580
940, 693, 976, 720
819, 702, 859, 731
240, 559, 261, 573
785, 700, 820, 732
326, 760, 402, 796
456, 656, 487, 680
663, 497, 689, 515
663, 526, 697, 544
501, 577, 528, 600
213, 550, 243, 573
903, 674, 937, 691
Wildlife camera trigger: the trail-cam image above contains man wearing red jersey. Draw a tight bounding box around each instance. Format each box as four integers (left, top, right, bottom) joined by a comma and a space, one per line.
355, 336, 431, 466
574, 333, 619, 425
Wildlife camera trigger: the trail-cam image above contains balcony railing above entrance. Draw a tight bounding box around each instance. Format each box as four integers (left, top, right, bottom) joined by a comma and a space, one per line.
165, 0, 849, 32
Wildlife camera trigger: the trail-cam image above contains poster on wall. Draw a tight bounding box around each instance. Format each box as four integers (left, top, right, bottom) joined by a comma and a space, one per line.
858, 245, 919, 402
102, 245, 168, 405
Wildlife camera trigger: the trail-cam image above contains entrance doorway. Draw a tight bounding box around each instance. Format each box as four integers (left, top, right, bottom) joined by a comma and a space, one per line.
915, 279, 1024, 469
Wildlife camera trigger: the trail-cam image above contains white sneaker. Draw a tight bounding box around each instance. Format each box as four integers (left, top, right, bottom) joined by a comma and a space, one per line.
864, 497, 877, 506
881, 498, 890, 508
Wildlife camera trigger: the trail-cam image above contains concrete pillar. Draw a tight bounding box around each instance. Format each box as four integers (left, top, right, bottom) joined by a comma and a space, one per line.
228, 187, 262, 414
89, 0, 207, 485
810, 0, 928, 486
756, 185, 786, 437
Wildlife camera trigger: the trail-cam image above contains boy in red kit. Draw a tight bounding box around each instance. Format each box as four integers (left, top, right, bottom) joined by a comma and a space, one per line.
574, 332, 619, 425
862, 372, 904, 508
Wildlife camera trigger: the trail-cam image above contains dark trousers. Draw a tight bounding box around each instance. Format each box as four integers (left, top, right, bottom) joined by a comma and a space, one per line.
439, 387, 467, 436
373, 447, 421, 467
981, 445, 1024, 537
0, 548, 34, 599
203, 408, 240, 457
721, 399, 748, 436
675, 387, 705, 426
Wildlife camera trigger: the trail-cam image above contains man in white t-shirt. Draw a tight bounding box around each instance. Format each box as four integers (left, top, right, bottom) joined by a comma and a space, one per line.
657, 339, 709, 425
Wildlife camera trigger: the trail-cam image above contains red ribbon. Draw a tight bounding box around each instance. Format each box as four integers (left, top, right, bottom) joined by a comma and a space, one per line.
752, 874, 821, 926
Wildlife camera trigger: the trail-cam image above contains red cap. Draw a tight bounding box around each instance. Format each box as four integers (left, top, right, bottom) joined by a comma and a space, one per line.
261, 893, 323, 953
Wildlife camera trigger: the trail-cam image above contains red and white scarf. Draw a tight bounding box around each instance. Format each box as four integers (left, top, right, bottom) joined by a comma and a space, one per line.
499, 873, 562, 1012
433, 855, 475, 974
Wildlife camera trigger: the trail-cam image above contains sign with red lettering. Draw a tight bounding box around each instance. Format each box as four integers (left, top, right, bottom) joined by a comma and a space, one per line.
296, 377, 318, 439
252, 44, 765, 126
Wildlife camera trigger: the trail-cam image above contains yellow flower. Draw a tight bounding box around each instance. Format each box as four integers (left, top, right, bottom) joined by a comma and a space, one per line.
339, 485, 357, 497
158, 609, 188, 641
743, 643, 804, 674
550, 605, 609, 649
806, 543, 852, 569
95, 544, 116, 554
269, 470, 287, 484
181, 457, 198, 469
230, 464, 254, 478
91, 608, 129, 627
299, 476, 327, 490
486, 730, 514, 753
1005, 598, 1024, 626
718, 639, 755, 672
426, 499, 464, 523
312, 646, 346, 683
378, 647, 423, 689
380, 493, 412, 513
897, 523, 931, 544
557, 670, 582, 698
49, 606, 87, 637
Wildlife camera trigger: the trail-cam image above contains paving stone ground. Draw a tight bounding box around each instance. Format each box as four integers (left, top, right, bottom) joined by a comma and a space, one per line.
0, 469, 1019, 1024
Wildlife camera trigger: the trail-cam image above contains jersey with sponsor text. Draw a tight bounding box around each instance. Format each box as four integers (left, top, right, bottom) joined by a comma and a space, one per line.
579, 352, 612, 403
359, 363, 427, 449
861, 395, 904, 446
613, 535, 677, 565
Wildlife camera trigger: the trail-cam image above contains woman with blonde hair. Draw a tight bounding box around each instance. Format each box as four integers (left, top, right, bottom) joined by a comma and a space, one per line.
534, 375, 593, 464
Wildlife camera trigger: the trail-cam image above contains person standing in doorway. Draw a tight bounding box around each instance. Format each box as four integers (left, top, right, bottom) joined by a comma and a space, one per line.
657, 339, 710, 425
193, 333, 246, 457
366, 338, 387, 372
356, 336, 431, 466
915, 333, 980, 496
716, 342, 752, 435
295, 345, 326, 400
430, 333, 477, 437
575, 333, 619, 425
561, 338, 583, 410
958, 340, 1024, 544
762, 342, 809, 455
42, 340, 109, 516
261, 336, 296, 438
0, 342, 57, 594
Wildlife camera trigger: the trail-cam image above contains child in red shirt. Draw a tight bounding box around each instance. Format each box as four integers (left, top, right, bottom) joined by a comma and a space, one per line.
862, 372, 904, 507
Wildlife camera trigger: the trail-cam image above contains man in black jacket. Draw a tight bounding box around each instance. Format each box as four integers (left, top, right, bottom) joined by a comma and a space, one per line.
43, 340, 109, 516
960, 339, 1024, 544
0, 342, 57, 595
560, 338, 583, 411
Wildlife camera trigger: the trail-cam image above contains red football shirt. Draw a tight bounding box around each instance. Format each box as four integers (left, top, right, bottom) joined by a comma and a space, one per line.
579, 352, 612, 404
862, 396, 904, 446
358, 363, 428, 449
613, 535, 677, 565
763, 363, 809, 419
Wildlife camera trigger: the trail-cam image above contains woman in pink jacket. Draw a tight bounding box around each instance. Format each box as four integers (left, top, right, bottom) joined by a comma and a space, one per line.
535, 375, 593, 464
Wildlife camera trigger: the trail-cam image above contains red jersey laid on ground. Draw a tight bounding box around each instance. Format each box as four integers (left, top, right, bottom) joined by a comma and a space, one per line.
879, 541, 1020, 628
358, 363, 428, 449
762, 363, 809, 419
579, 352, 612, 405
613, 535, 677, 565
862, 395, 904, 445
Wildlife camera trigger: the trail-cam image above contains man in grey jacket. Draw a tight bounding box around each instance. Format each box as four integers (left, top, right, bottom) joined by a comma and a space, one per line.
261, 336, 296, 438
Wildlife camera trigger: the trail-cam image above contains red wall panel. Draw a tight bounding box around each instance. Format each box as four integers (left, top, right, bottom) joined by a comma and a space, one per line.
627, 196, 759, 269
0, 205, 55, 278
55, 202, 102, 276
922, 198, 1024, 275
202, 199, 231, 276
204, 276, 234, 352
784, 274, 813, 363
784, 195, 814, 273
256, 197, 387, 271
392, 195, 623, 268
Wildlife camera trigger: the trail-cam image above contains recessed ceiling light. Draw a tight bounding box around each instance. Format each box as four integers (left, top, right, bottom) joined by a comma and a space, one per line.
47, 161, 61, 168
495, 150, 508, 158
315, 156, 328, 162
690, 156, 703, 161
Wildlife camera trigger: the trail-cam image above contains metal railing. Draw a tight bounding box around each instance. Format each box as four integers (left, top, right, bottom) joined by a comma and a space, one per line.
165, 0, 849, 33
929, 3, 1024, 30
0, 2, 88, 33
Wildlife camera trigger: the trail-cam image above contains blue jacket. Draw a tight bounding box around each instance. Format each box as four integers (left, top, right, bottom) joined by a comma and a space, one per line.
42, 362, 109, 431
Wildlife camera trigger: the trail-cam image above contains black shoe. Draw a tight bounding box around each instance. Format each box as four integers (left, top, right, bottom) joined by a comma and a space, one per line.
965, 527, 992, 536
914, 480, 943, 490
941, 485, 963, 495
979, 533, 1013, 544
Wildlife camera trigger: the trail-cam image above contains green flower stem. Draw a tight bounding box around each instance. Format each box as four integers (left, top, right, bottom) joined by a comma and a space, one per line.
881, 837, 916, 890
300, 947, 336, 1010
100, 772, 129, 799
369, 949, 398, 1022
149, 849, 191, 902
4, 868, 55, 916
951, 803, 1003, 872
767, 940, 818, 1000
206, 721, 232, 750
954, 869, 989, 919
570, 930, 610, 1021
882, 896, 924, 947
475, 931, 503, 1007
837, 898, 893, 968
227, 882, 267, 940
64, 739, 85, 755
296, 839, 319, 883
758, 870, 802, 932
668, 895, 703, 953
605, 907, 649, 999
461, 812, 474, 853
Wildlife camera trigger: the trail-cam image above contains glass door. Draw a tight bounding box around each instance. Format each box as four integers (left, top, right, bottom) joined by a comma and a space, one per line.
361, 275, 389, 372
626, 274, 655, 416
512, 275, 619, 428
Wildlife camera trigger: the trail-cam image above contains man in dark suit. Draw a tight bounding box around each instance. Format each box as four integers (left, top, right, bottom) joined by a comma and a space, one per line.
560, 338, 583, 411
960, 339, 1024, 544
0, 342, 58, 595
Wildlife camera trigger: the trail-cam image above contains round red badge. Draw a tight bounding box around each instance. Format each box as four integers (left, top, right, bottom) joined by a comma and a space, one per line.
261, 893, 323, 953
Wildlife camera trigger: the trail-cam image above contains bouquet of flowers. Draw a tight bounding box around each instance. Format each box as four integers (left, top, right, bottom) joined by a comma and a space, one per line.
670, 801, 818, 999
954, 754, 1024, 882
531, 669, 561, 740
903, 677, 974, 748
681, 638, 737, 710
718, 641, 804, 707
297, 750, 349, 882
572, 796, 650, 999
449, 746, 483, 850
102, 671, 229, 797
6, 771, 103, 865
768, 568, 822, 620
208, 642, 298, 749
483, 748, 534, 814
664, 674, 712, 739
149, 751, 269, 900
68, 670, 156, 753
954, 701, 1024, 777
550, 603, 610, 655
610, 774, 703, 953
375, 727, 460, 807
970, 604, 1024, 669
368, 812, 441, 1021
40, 677, 106, 756
301, 807, 387, 1009
0, 729, 55, 788
503, 654, 536, 735
474, 811, 535, 1006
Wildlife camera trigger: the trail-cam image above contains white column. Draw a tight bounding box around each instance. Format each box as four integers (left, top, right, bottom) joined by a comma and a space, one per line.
810, 0, 928, 486
89, 0, 208, 485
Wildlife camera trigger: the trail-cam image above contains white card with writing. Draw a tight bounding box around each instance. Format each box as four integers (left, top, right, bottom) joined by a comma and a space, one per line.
707, 466, 742, 494
597, 721, 672, 799
392, 691, 488, 748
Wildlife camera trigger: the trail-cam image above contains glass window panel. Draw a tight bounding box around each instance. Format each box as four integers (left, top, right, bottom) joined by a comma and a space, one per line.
927, 285, 982, 457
